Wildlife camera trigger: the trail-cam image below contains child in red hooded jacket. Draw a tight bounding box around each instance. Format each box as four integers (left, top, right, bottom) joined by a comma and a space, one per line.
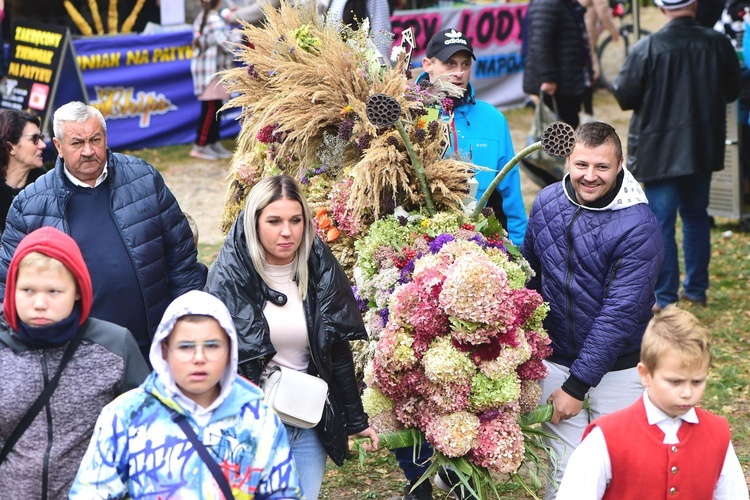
0, 226, 148, 499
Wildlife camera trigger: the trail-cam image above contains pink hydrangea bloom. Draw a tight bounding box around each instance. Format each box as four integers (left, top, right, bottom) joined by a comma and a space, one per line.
439, 255, 515, 325
410, 297, 450, 356
395, 396, 433, 429
388, 282, 423, 325
525, 329, 552, 356
425, 379, 471, 414
512, 288, 545, 328
426, 412, 480, 458
469, 413, 525, 474
373, 324, 418, 373
478, 336, 531, 380
516, 359, 549, 381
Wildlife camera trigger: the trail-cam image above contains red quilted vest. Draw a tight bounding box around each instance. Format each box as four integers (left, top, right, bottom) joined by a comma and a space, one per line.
583, 397, 730, 499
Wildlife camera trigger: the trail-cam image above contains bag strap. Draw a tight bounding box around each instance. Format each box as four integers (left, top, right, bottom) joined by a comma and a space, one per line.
536, 87, 560, 132
169, 409, 235, 499
0, 327, 86, 465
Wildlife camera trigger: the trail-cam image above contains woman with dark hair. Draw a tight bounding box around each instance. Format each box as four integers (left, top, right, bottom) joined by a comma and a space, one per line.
0, 109, 46, 233
206, 175, 379, 499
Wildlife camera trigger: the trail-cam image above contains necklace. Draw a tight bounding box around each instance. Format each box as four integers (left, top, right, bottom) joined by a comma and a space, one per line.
265, 262, 296, 286
267, 276, 295, 285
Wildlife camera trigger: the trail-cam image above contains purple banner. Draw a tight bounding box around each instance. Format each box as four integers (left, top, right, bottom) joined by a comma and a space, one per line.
72, 30, 239, 151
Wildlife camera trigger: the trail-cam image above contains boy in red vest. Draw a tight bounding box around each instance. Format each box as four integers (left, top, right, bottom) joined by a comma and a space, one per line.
557, 306, 749, 499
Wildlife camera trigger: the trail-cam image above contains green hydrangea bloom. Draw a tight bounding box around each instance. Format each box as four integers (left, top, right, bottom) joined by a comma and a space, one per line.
469, 372, 521, 412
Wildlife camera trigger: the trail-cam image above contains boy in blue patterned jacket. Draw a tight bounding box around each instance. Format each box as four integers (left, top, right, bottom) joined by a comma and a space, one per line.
71, 290, 302, 499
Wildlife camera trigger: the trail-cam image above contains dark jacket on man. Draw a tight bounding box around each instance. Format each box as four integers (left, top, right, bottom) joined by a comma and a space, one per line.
523, 0, 587, 97
0, 150, 206, 341
613, 16, 741, 182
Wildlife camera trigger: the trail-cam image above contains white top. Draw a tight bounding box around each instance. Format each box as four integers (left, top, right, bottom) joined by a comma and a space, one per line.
557, 391, 749, 499
263, 262, 310, 372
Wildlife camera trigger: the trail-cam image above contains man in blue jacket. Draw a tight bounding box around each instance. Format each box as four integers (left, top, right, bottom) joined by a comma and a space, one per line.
0, 101, 206, 362
522, 122, 664, 498
416, 28, 527, 246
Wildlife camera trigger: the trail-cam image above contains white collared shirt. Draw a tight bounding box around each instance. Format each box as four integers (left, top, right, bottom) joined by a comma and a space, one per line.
557, 391, 749, 499
63, 162, 109, 188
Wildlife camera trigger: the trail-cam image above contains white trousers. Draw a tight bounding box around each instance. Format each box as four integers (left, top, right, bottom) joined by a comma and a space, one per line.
540, 360, 643, 500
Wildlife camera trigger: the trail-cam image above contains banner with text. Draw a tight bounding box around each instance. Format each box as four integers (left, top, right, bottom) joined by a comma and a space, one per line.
391, 3, 527, 109
73, 31, 239, 151
1, 21, 87, 134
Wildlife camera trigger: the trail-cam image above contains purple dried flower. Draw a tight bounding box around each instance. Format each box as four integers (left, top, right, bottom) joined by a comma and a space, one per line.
379, 308, 389, 325
246, 64, 258, 78
352, 286, 368, 312
300, 174, 310, 185
397, 216, 409, 226
469, 233, 484, 246
418, 79, 432, 90
428, 120, 440, 139
314, 166, 327, 175
441, 98, 454, 115
386, 135, 399, 147
481, 207, 494, 218
428, 234, 455, 253
400, 259, 416, 281
415, 128, 426, 144
338, 119, 355, 141
406, 69, 413, 80
357, 133, 372, 151
380, 196, 396, 215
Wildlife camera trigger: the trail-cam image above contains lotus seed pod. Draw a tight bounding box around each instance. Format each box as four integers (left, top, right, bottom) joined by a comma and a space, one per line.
541, 121, 576, 158
366, 94, 402, 127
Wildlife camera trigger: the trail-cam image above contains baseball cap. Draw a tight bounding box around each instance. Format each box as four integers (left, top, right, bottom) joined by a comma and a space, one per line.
653, 0, 695, 9
426, 29, 476, 61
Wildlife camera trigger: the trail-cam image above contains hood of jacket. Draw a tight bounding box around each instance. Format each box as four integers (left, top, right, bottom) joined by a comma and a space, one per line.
3, 226, 93, 331
149, 290, 240, 418
562, 166, 648, 212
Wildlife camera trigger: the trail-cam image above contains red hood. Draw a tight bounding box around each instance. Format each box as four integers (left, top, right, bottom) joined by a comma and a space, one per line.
3, 227, 92, 330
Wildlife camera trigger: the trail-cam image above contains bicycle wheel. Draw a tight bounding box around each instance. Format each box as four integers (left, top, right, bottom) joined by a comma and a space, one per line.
597, 25, 651, 91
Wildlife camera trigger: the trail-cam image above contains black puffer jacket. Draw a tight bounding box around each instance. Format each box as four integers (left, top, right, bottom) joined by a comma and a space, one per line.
613, 16, 741, 182
205, 213, 369, 465
522, 0, 587, 97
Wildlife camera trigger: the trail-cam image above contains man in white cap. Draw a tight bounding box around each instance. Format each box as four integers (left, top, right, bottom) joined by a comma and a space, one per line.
613, 0, 740, 313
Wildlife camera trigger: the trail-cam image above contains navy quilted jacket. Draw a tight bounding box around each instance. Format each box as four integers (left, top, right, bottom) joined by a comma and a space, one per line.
521, 169, 663, 393
0, 150, 206, 340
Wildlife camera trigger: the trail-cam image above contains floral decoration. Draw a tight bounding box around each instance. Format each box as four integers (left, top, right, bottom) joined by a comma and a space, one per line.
355, 211, 553, 494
